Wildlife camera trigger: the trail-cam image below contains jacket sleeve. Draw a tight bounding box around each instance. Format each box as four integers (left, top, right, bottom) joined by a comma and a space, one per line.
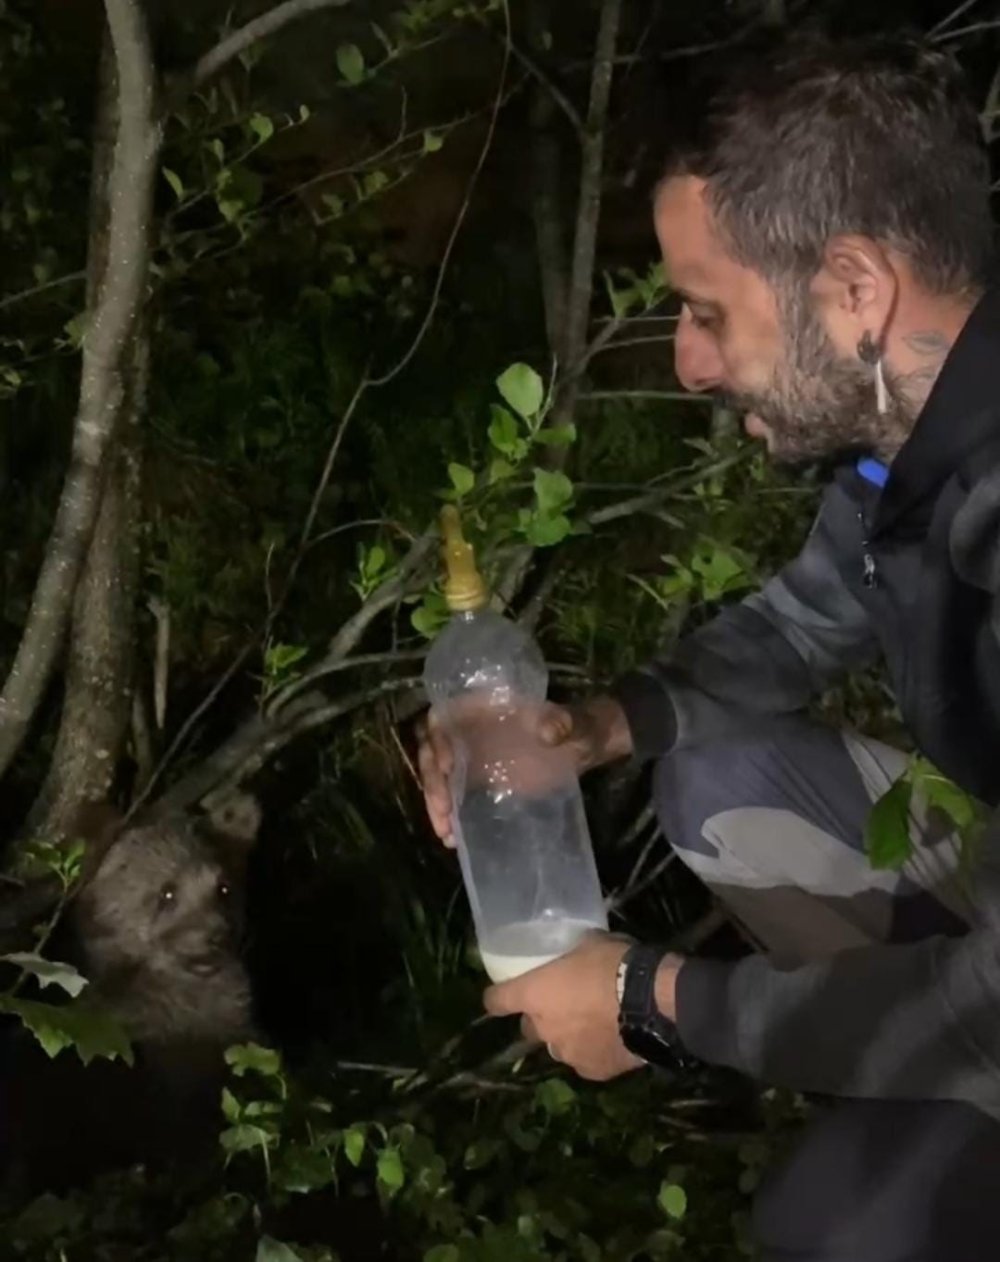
613, 482, 881, 759
674, 821, 1000, 1118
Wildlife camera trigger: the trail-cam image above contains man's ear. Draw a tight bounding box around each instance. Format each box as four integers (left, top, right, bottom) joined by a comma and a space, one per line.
816, 233, 899, 340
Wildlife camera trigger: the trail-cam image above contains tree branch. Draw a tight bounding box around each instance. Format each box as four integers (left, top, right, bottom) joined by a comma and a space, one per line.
183, 0, 351, 97
560, 0, 623, 380
0, 0, 160, 781
929, 0, 983, 38
586, 452, 748, 527
368, 0, 512, 388
0, 270, 87, 314
324, 529, 439, 661
495, 0, 622, 606
160, 675, 420, 813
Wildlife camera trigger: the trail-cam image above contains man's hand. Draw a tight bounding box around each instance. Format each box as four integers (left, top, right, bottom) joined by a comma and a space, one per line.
483, 933, 682, 1082
416, 694, 633, 848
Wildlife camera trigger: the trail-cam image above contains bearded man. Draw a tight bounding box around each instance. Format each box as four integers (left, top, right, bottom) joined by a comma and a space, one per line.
419, 32, 1000, 1261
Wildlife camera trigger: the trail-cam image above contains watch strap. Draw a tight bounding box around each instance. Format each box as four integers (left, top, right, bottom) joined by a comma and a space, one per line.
617, 942, 697, 1072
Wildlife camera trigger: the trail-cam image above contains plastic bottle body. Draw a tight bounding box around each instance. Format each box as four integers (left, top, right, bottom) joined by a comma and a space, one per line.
424, 609, 607, 982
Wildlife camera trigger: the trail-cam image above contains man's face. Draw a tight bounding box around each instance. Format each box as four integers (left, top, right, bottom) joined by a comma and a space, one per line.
653, 176, 893, 464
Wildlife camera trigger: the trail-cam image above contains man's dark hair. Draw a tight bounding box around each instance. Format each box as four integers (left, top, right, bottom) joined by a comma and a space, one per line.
664, 33, 995, 295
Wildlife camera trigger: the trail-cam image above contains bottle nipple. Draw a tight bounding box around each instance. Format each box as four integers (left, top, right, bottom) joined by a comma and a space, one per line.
440, 506, 488, 612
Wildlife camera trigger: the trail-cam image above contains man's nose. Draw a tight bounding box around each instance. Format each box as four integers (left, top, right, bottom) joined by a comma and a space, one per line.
674, 311, 723, 394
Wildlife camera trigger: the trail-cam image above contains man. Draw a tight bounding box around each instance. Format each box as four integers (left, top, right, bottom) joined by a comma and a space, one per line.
418, 32, 1000, 1261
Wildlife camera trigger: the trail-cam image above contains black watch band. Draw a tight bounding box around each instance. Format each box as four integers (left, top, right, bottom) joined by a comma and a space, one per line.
617, 943, 697, 1072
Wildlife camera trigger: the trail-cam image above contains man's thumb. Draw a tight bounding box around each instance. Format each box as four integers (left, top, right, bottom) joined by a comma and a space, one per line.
538, 706, 574, 747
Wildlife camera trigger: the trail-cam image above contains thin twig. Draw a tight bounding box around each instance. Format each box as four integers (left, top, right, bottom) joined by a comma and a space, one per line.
929, 0, 983, 37
588, 333, 676, 356
587, 452, 748, 526
492, 28, 583, 135
0, 270, 87, 313
579, 389, 710, 403
931, 18, 1000, 41
369, 0, 512, 388
127, 641, 256, 819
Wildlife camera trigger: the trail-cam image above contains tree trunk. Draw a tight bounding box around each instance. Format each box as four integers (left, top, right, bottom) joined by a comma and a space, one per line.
0, 0, 158, 782
25, 28, 147, 841
29, 347, 145, 840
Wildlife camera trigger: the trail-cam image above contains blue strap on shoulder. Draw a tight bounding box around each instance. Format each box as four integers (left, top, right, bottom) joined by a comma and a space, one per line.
857, 456, 889, 488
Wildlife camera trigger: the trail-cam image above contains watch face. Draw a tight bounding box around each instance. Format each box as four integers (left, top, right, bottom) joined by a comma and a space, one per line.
620, 1023, 677, 1067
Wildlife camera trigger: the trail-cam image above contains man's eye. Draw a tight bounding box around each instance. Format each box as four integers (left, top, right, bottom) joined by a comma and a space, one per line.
689, 309, 718, 331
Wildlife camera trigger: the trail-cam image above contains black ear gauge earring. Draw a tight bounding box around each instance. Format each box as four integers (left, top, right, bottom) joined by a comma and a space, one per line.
857, 330, 888, 415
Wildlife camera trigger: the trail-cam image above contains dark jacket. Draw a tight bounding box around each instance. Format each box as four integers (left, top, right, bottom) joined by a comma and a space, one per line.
614, 286, 1000, 1118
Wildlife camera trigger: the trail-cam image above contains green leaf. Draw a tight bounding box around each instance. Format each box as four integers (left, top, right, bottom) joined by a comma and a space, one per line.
424, 1248, 459, 1262
275, 1143, 336, 1194
0, 996, 132, 1065
534, 423, 577, 448
535, 1077, 576, 1115
488, 405, 520, 456
363, 169, 390, 197
447, 462, 475, 498
464, 1137, 502, 1169
497, 362, 544, 421
220, 1123, 273, 1156
225, 1042, 283, 1078
0, 954, 87, 998
691, 543, 750, 602
488, 457, 515, 485
487, 406, 527, 461
249, 113, 274, 143
221, 1087, 241, 1124
377, 1146, 405, 1190
423, 130, 444, 154
321, 192, 344, 219
337, 43, 366, 85
343, 1126, 365, 1168
63, 312, 88, 348
524, 513, 571, 547
658, 1182, 687, 1221
256, 1237, 306, 1262
909, 758, 979, 831
298, 104, 311, 122
264, 642, 308, 680
533, 468, 573, 516
162, 166, 185, 200
411, 595, 449, 639
865, 778, 914, 871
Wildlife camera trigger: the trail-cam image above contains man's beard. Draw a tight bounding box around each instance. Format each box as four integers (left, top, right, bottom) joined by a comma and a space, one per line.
723, 290, 913, 467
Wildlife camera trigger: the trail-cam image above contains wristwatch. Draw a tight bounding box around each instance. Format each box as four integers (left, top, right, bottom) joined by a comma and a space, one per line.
616, 942, 697, 1071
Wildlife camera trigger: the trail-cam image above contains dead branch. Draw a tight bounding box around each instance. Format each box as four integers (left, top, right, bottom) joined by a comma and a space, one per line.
0, 0, 159, 780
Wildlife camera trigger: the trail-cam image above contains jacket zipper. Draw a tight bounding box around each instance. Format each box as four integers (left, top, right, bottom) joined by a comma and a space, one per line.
858, 509, 878, 588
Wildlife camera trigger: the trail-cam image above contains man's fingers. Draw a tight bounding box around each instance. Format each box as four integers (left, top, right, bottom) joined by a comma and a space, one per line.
426, 719, 454, 777
520, 1014, 542, 1044
416, 727, 454, 843
538, 703, 574, 747
483, 979, 525, 1018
